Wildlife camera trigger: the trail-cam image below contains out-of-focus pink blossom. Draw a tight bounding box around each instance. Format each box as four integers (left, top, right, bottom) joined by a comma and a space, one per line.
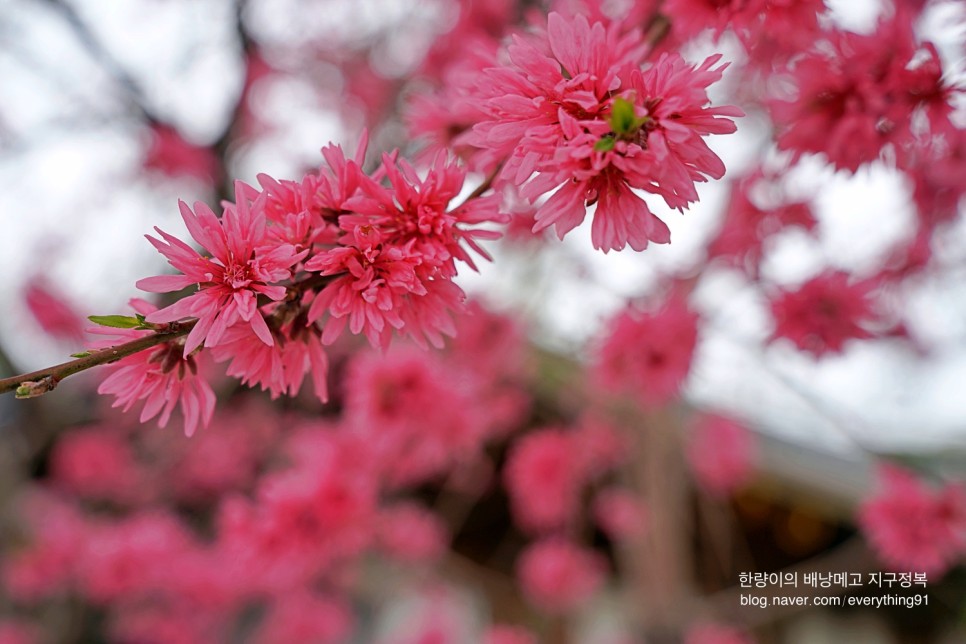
163, 406, 273, 504
252, 592, 354, 644
0, 620, 38, 644
769, 271, 882, 357
859, 465, 966, 578
686, 415, 757, 497
572, 415, 629, 478
76, 511, 194, 604
49, 426, 147, 504
483, 624, 538, 644
771, 14, 957, 172
504, 428, 585, 534
664, 0, 824, 53
593, 488, 648, 541
217, 439, 378, 591
143, 123, 219, 185
708, 171, 816, 275
3, 492, 84, 602
344, 348, 487, 487
22, 276, 86, 342
378, 503, 448, 564
108, 602, 226, 644
594, 295, 699, 406
517, 538, 606, 613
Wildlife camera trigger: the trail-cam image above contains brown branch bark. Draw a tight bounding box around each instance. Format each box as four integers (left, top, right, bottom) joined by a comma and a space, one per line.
0, 321, 195, 397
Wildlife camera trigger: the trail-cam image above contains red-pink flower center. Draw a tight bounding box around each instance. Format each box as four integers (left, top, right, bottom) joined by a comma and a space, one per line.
224, 263, 255, 289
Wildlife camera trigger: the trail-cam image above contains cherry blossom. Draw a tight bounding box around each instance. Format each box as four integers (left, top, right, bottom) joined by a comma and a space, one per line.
137, 184, 306, 356
860, 466, 966, 578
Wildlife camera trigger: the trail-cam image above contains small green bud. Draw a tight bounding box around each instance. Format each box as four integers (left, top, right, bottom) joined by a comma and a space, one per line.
609, 97, 638, 135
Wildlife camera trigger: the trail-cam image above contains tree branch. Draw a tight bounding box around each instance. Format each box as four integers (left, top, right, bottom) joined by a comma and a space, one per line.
0, 321, 195, 397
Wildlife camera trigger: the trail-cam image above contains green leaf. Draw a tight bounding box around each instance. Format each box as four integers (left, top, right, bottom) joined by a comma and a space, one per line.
594, 136, 616, 152
70, 351, 92, 358
88, 315, 142, 329
609, 97, 638, 135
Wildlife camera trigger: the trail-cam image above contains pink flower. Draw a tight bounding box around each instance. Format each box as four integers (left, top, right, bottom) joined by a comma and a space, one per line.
306, 148, 505, 350
517, 538, 606, 613
470, 13, 740, 251
93, 300, 216, 437
253, 172, 339, 251
859, 465, 966, 578
593, 488, 648, 541
771, 15, 957, 172
217, 439, 378, 590
3, 492, 84, 602
664, 0, 824, 52
572, 416, 629, 477
406, 40, 501, 166
346, 152, 508, 277
142, 123, 219, 185
164, 405, 275, 504
769, 271, 880, 357
306, 225, 460, 350
76, 512, 194, 604
22, 275, 86, 342
483, 625, 538, 644
50, 427, 146, 504
377, 503, 448, 564
252, 592, 354, 644
504, 429, 585, 534
593, 295, 699, 406
110, 608, 224, 644
686, 415, 757, 497
708, 171, 816, 275
207, 316, 330, 403
136, 183, 305, 356
0, 620, 38, 644
343, 348, 487, 487
526, 48, 741, 251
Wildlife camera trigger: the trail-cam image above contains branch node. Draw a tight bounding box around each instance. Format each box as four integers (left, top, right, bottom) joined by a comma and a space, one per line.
15, 375, 59, 399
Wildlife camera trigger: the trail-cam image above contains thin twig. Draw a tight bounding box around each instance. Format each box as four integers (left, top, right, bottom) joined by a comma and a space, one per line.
0, 322, 195, 397
456, 163, 503, 208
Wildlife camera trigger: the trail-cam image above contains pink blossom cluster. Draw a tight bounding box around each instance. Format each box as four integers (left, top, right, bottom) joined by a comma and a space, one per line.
771, 10, 960, 173
410, 12, 742, 252
98, 134, 507, 435
593, 293, 700, 406
663, 0, 826, 57
859, 465, 966, 578
502, 418, 650, 611
769, 271, 886, 357
6, 0, 966, 640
